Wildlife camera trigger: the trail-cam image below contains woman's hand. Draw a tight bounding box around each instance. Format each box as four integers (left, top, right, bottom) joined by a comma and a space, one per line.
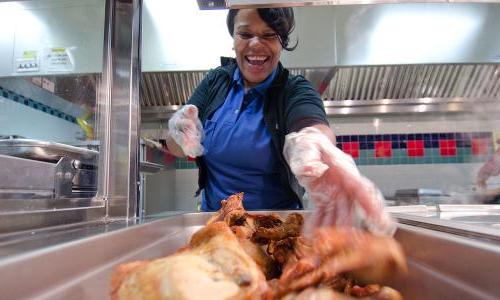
167, 105, 204, 158
283, 126, 395, 236
476, 156, 500, 190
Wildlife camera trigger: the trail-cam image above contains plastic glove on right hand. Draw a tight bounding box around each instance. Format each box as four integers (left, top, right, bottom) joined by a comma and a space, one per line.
284, 127, 395, 236
168, 104, 204, 157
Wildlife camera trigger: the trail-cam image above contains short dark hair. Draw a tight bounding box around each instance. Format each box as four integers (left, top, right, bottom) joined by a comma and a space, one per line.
227, 8, 298, 51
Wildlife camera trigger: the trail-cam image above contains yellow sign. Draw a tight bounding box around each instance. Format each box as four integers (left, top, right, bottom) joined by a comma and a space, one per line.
22, 50, 37, 59
16, 50, 39, 73
46, 47, 74, 71
51, 47, 66, 53
493, 131, 500, 151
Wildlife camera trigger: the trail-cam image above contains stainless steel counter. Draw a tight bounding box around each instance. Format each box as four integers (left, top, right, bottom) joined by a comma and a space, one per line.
391, 204, 500, 244
0, 211, 499, 300
0, 211, 185, 259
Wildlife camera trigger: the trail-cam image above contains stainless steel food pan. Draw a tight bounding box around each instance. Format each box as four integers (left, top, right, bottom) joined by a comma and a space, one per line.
0, 212, 499, 300
0, 139, 98, 166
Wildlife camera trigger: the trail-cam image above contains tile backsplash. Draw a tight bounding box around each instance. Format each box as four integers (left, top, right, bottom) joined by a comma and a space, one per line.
337, 132, 493, 165
141, 114, 500, 206
174, 131, 494, 169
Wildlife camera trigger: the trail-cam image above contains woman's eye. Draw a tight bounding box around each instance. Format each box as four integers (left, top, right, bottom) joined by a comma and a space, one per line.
237, 32, 253, 39
262, 34, 278, 40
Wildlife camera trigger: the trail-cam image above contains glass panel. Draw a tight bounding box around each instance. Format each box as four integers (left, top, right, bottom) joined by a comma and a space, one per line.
0, 0, 105, 210
139, 1, 500, 226
139, 0, 234, 215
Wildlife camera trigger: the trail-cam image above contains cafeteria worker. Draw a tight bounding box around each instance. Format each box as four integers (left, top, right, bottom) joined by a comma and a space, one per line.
166, 7, 394, 235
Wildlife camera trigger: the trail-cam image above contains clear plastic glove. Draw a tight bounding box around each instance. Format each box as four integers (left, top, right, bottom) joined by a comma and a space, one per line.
168, 104, 204, 157
284, 127, 395, 236
476, 155, 500, 190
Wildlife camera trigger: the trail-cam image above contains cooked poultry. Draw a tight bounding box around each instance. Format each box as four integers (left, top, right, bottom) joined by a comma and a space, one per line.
277, 227, 407, 297
110, 193, 406, 300
267, 236, 312, 268
207, 192, 283, 236
111, 221, 268, 300
254, 213, 304, 241
237, 237, 281, 280
281, 287, 351, 300
206, 192, 246, 225
206, 193, 282, 279
282, 286, 403, 300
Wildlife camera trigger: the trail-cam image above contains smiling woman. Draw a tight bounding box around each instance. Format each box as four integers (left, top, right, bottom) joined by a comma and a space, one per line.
165, 7, 393, 236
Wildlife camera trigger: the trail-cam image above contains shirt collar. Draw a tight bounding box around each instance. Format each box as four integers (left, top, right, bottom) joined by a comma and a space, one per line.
233, 67, 278, 97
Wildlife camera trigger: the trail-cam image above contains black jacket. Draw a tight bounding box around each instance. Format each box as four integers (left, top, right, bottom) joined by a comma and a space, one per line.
187, 61, 328, 208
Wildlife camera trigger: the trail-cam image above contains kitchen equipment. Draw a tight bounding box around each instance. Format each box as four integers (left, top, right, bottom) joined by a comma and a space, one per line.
0, 139, 98, 166
0, 139, 98, 199
0, 138, 165, 201
394, 204, 500, 243
393, 188, 449, 205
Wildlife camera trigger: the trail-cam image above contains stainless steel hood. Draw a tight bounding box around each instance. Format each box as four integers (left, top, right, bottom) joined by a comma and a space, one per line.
140, 64, 500, 104
320, 64, 500, 101
140, 63, 500, 121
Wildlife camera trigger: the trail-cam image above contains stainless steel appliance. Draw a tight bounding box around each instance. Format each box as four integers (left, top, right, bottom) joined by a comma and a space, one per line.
0, 139, 98, 200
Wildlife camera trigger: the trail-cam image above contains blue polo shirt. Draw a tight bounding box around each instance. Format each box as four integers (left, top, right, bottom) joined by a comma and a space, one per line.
201, 68, 294, 211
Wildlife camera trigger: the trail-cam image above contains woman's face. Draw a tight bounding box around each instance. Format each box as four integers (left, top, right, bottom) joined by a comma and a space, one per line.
232, 9, 283, 88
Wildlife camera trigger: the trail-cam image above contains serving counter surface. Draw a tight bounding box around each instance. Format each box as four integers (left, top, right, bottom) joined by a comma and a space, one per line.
0, 211, 499, 299
391, 204, 500, 244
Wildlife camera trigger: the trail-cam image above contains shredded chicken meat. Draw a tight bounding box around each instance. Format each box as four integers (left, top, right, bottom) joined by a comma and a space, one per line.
110, 193, 407, 300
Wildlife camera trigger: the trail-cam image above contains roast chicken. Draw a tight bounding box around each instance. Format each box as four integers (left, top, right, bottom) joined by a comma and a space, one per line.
110, 193, 407, 300
111, 220, 268, 300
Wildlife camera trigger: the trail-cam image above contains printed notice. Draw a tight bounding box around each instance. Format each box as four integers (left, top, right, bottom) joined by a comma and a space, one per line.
42, 78, 55, 93
46, 47, 74, 72
16, 50, 39, 73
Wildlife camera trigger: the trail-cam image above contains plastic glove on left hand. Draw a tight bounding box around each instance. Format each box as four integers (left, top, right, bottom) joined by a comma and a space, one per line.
284, 127, 395, 236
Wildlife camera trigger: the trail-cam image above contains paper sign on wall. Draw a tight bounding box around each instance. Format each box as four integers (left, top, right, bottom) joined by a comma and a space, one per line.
46, 47, 74, 72
15, 50, 39, 73
42, 78, 55, 93
31, 77, 42, 86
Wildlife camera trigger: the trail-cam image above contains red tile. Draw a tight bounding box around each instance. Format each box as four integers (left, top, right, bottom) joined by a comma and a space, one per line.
407, 140, 424, 157
439, 139, 457, 156
471, 138, 489, 155
342, 142, 359, 158
163, 153, 176, 164
375, 141, 392, 158
146, 148, 153, 161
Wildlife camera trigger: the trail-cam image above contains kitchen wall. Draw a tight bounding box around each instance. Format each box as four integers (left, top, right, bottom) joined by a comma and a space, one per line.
0, 94, 82, 143
142, 0, 233, 72
144, 169, 177, 213
140, 3, 500, 72
141, 112, 500, 210
0, 0, 105, 77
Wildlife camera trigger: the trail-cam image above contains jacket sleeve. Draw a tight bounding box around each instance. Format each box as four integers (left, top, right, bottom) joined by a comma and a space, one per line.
284, 75, 329, 133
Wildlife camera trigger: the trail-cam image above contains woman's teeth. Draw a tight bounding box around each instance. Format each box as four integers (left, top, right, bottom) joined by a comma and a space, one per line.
246, 56, 268, 66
